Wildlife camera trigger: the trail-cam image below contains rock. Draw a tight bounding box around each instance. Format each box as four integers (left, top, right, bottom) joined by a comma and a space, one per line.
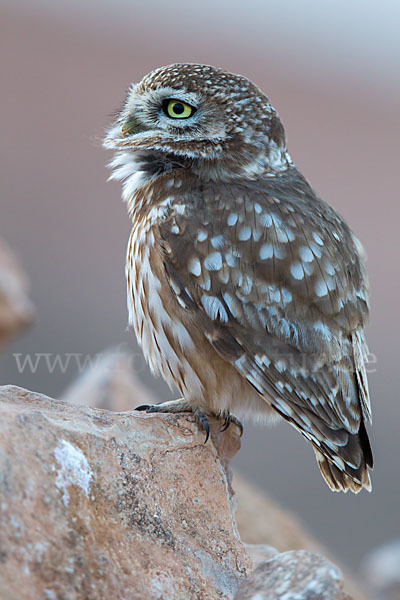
0, 385, 250, 600
234, 550, 351, 600
360, 539, 400, 600
0, 237, 34, 349
0, 384, 355, 600
243, 543, 278, 569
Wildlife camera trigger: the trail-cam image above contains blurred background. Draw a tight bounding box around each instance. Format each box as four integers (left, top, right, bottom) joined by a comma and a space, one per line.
1, 0, 399, 575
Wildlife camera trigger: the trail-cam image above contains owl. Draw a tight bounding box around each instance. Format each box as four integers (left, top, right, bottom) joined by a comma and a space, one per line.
104, 63, 373, 493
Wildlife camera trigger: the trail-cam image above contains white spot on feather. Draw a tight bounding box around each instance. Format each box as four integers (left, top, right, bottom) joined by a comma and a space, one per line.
326, 276, 337, 290
252, 228, 262, 242
309, 242, 322, 258
303, 262, 314, 276
315, 279, 329, 297
276, 227, 295, 243
299, 246, 314, 263
225, 252, 237, 267
275, 359, 287, 373
324, 261, 335, 276
204, 252, 222, 271
227, 213, 238, 226
312, 232, 324, 245
332, 456, 345, 471
274, 246, 286, 259
223, 292, 241, 318
169, 278, 181, 295
174, 203, 185, 215
240, 274, 253, 295
255, 353, 271, 368
238, 226, 251, 241
197, 229, 208, 242
290, 262, 304, 280
260, 213, 273, 227
211, 235, 225, 249
201, 295, 228, 322
275, 398, 293, 416
313, 321, 332, 340
281, 288, 292, 303
271, 214, 282, 227
259, 243, 273, 260
188, 257, 201, 277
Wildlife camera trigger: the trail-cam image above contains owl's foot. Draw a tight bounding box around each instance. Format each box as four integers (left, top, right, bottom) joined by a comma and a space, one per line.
220, 411, 243, 437
135, 399, 211, 443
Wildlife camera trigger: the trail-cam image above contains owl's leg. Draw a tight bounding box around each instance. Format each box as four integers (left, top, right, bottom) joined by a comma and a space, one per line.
135, 399, 211, 442
220, 410, 243, 437
136, 398, 192, 414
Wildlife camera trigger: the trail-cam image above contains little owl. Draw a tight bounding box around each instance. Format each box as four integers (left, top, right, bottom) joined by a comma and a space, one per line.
104, 63, 373, 493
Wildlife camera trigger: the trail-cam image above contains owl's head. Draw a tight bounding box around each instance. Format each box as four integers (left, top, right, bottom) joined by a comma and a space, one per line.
104, 63, 291, 181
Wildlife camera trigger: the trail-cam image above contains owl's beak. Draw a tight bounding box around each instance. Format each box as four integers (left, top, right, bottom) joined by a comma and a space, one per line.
121, 115, 148, 137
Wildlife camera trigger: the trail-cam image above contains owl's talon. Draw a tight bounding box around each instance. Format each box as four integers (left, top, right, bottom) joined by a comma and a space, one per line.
220, 418, 230, 433
220, 413, 243, 437
135, 404, 152, 412
203, 422, 210, 444
192, 409, 210, 443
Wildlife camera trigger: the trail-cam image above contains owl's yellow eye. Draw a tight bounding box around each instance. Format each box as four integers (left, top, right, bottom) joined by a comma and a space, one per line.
163, 99, 196, 119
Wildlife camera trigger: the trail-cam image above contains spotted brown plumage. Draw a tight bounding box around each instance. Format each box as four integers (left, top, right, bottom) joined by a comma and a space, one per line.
104, 63, 373, 493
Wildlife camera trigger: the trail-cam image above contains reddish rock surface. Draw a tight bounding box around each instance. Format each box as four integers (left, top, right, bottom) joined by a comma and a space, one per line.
0, 385, 249, 600
234, 550, 351, 600
0, 384, 357, 600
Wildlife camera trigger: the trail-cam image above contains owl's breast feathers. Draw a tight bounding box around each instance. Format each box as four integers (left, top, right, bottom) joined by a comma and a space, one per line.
127, 166, 372, 492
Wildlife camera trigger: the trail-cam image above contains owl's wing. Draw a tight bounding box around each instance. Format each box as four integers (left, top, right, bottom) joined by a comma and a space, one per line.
158, 169, 372, 492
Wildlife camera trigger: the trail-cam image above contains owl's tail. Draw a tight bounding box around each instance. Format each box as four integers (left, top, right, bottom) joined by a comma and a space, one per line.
313, 419, 373, 493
